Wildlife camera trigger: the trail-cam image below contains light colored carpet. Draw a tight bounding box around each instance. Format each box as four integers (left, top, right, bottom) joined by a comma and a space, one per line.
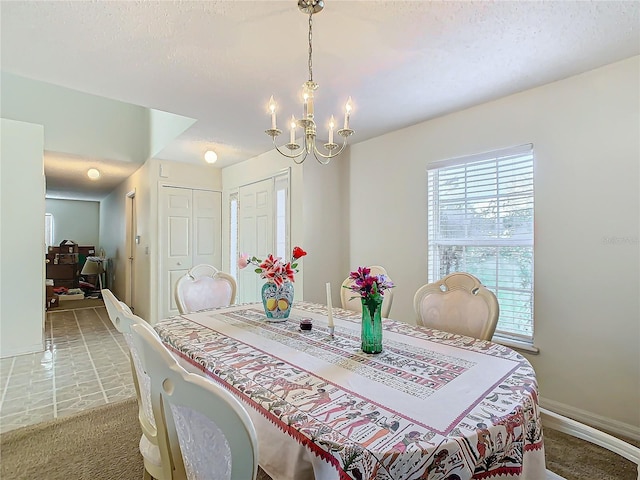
0, 398, 272, 480
0, 398, 143, 480
0, 397, 635, 479
543, 427, 638, 480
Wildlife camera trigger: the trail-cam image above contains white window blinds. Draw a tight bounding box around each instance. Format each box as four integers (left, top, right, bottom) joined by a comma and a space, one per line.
427, 144, 534, 341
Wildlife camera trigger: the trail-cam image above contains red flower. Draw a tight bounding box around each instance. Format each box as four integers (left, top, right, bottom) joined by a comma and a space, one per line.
292, 246, 307, 260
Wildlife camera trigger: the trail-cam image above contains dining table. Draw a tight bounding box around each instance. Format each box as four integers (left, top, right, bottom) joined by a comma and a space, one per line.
154, 301, 546, 480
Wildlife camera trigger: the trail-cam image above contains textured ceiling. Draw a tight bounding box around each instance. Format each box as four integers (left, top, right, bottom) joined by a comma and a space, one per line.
1, 1, 639, 200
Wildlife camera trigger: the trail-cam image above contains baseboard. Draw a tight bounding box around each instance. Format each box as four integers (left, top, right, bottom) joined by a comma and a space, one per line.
540, 396, 640, 441
0, 341, 44, 359
546, 469, 566, 480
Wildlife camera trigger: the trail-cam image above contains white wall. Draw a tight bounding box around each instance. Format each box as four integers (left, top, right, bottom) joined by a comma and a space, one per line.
45, 198, 100, 247
1, 72, 150, 163
301, 152, 351, 306
0, 119, 45, 357
348, 56, 640, 435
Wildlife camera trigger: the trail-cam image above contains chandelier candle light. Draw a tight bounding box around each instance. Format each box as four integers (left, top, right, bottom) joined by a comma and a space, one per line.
265, 0, 354, 165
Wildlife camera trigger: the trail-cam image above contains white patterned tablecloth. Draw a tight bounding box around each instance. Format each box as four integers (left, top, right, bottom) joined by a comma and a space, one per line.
155, 302, 546, 480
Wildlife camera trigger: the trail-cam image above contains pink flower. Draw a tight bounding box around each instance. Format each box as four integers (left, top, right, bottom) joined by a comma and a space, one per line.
345, 266, 394, 300
238, 247, 306, 285
238, 253, 250, 269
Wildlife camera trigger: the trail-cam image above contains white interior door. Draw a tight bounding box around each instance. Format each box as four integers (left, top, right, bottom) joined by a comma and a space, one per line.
160, 187, 193, 318
159, 186, 222, 319
238, 179, 273, 303
192, 189, 222, 268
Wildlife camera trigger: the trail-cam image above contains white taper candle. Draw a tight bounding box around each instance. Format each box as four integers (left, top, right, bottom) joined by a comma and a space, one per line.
290, 115, 296, 144
269, 95, 277, 129
326, 282, 334, 328
328, 115, 335, 144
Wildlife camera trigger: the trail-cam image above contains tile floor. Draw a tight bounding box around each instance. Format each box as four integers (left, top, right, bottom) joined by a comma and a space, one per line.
0, 303, 135, 433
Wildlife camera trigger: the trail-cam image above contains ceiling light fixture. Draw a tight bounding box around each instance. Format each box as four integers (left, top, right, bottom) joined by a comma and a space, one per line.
265, 0, 354, 165
204, 150, 218, 164
87, 168, 100, 180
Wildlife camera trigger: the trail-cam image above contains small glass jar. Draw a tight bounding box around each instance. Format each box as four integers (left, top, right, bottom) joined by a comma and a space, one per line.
299, 318, 313, 331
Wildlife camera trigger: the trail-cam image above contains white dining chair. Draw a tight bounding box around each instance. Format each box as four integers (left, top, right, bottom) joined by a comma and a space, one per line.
131, 320, 259, 480
102, 288, 178, 480
340, 265, 394, 318
175, 264, 237, 314
412, 272, 499, 341
542, 407, 640, 479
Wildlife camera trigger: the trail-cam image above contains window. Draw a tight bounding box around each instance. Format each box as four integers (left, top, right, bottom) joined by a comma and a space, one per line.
427, 144, 534, 342
274, 174, 289, 259
229, 193, 239, 280
45, 213, 54, 251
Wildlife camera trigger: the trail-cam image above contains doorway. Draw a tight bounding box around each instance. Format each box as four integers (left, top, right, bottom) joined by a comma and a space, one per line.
125, 190, 136, 310
234, 171, 290, 304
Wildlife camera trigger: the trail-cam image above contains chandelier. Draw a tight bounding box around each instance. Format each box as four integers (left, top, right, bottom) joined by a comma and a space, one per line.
265, 0, 354, 165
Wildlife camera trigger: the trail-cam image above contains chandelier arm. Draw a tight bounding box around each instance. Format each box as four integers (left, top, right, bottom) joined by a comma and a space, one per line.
312, 148, 331, 165
293, 150, 309, 164
272, 138, 307, 160
311, 138, 348, 160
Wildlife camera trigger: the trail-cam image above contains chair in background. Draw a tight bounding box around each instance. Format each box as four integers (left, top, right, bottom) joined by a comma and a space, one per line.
175, 264, 237, 314
412, 272, 499, 341
102, 288, 179, 480
131, 320, 259, 480
542, 407, 640, 480
340, 265, 394, 318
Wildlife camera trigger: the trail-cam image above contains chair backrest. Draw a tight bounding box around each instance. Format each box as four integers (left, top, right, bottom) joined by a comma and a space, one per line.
413, 272, 499, 341
175, 264, 237, 314
340, 265, 394, 318
102, 289, 169, 477
131, 321, 259, 480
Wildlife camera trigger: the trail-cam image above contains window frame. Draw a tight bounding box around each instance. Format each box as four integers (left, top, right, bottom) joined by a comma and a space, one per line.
228, 192, 239, 281
45, 213, 54, 252
427, 144, 535, 347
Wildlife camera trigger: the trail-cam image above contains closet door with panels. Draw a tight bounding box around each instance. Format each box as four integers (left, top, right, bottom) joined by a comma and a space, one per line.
159, 186, 222, 319
237, 178, 274, 304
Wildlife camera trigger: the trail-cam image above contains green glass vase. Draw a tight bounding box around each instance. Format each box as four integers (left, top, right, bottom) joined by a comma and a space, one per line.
361, 295, 383, 354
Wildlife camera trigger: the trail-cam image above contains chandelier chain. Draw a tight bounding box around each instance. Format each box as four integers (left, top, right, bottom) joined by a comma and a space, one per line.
308, 13, 313, 81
